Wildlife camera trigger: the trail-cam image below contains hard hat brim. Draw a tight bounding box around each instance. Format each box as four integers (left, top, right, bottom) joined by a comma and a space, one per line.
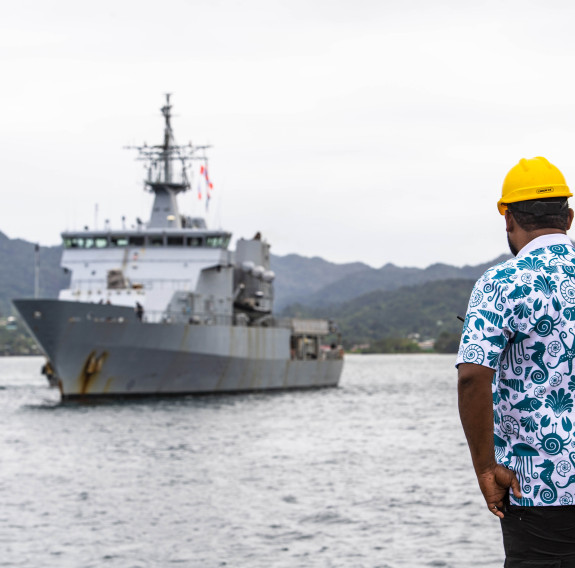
497, 185, 572, 215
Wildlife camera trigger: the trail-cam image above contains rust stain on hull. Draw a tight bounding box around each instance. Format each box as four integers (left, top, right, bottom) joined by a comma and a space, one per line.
77, 350, 108, 394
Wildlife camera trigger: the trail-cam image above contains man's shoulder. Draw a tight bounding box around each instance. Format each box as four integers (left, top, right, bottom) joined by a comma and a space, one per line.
480, 245, 575, 278
477, 257, 518, 283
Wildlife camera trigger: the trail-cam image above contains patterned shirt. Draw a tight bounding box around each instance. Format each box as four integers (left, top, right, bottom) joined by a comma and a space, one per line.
457, 234, 575, 506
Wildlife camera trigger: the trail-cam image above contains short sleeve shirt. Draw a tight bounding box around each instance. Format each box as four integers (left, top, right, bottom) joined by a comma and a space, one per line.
456, 234, 575, 506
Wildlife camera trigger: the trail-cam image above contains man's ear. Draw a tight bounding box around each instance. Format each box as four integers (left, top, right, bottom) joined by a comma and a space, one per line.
567, 208, 574, 231
505, 210, 514, 233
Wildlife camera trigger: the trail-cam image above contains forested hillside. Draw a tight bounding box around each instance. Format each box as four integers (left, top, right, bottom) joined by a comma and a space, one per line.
282, 278, 476, 348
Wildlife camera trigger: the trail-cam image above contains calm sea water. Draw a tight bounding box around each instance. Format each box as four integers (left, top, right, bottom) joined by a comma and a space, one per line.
0, 355, 503, 568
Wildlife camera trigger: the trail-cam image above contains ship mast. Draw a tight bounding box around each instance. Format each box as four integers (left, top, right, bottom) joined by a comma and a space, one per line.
161, 94, 174, 184
126, 94, 211, 229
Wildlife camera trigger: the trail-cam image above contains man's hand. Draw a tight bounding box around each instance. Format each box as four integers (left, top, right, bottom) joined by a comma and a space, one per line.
477, 464, 522, 519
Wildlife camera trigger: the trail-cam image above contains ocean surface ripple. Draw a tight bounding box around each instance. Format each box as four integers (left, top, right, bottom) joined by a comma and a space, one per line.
0, 355, 503, 567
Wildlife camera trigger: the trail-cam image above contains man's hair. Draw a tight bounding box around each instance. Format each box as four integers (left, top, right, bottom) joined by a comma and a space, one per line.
507, 197, 570, 232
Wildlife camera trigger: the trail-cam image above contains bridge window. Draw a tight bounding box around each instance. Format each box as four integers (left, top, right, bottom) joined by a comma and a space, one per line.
110, 236, 129, 247
206, 236, 231, 248
167, 236, 184, 246
129, 236, 145, 246
64, 236, 109, 248
64, 237, 83, 248
148, 236, 164, 246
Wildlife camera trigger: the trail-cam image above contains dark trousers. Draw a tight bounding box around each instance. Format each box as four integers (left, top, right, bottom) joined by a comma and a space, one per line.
501, 502, 575, 567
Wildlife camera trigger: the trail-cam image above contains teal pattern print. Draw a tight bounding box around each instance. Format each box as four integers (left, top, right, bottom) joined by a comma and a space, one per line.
457, 235, 575, 506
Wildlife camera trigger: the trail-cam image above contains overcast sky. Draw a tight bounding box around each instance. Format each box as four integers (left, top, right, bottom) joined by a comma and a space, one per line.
4, 0, 575, 268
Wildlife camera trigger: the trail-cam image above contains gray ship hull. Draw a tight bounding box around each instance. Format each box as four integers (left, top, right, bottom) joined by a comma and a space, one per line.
14, 299, 343, 399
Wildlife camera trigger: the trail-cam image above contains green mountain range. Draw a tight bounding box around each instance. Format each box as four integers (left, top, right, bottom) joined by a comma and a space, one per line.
271, 254, 510, 310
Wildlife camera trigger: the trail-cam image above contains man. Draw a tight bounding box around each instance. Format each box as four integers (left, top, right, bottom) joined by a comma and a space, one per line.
457, 156, 575, 566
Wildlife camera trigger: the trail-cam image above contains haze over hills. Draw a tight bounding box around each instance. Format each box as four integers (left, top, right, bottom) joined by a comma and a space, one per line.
270, 253, 511, 310
0, 232, 68, 316
270, 254, 370, 310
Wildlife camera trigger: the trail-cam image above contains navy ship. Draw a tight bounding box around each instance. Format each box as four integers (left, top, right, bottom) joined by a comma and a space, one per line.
14, 95, 344, 399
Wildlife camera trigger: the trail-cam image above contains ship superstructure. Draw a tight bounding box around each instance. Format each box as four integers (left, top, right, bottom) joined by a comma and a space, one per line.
14, 95, 344, 399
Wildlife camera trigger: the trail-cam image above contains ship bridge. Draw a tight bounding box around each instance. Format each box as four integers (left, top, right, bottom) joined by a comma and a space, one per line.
62, 229, 231, 250
59, 228, 234, 319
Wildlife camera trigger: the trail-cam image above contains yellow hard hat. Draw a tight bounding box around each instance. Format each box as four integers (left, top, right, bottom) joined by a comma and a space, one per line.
497, 156, 572, 215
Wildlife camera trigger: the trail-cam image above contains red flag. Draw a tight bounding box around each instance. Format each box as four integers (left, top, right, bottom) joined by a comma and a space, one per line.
201, 163, 213, 190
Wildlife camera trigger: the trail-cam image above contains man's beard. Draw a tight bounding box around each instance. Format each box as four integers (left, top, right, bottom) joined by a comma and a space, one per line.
507, 234, 519, 256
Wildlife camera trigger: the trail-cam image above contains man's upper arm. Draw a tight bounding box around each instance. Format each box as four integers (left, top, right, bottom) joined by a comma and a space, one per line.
458, 362, 495, 386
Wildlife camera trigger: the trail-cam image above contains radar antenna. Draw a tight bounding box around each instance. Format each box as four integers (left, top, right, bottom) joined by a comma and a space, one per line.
125, 94, 211, 228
